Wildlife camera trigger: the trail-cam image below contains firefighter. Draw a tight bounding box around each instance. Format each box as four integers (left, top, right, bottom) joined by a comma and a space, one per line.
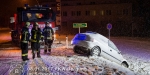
31, 22, 42, 59
20, 22, 30, 61
43, 22, 54, 53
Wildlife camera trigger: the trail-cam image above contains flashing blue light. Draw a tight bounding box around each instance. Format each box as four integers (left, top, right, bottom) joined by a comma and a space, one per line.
76, 34, 86, 40
72, 34, 87, 44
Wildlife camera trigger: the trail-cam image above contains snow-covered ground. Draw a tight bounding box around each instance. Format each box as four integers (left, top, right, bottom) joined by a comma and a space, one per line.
0, 29, 150, 75
111, 37, 150, 75
26, 36, 149, 75
42, 36, 150, 75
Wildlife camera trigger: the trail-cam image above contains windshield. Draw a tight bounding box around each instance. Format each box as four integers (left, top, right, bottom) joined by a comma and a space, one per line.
108, 40, 119, 51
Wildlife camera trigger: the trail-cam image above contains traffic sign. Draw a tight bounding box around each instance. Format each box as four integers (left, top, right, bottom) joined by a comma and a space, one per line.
73, 23, 87, 28
73, 23, 87, 33
107, 23, 112, 30
107, 23, 112, 39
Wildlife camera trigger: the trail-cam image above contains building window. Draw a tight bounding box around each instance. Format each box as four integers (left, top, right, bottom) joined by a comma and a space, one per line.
90, 2, 95, 5
123, 9, 128, 15
77, 3, 81, 5
91, 10, 96, 16
77, 11, 81, 16
62, 11, 67, 16
62, 22, 67, 26
100, 10, 104, 16
71, 11, 76, 16
63, 3, 68, 6
85, 11, 90, 16
106, 10, 111, 15
51, 4, 56, 7
117, 10, 122, 15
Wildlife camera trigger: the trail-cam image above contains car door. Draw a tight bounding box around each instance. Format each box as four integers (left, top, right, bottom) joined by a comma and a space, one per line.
107, 40, 123, 63
108, 46, 123, 63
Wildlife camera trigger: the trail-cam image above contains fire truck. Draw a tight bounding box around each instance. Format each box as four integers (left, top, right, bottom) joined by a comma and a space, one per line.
10, 4, 56, 48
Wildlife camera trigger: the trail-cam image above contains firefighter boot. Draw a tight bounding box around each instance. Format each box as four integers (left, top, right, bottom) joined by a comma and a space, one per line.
37, 51, 41, 58
44, 45, 47, 54
48, 48, 51, 53
32, 53, 35, 59
25, 56, 29, 60
44, 50, 47, 54
22, 56, 26, 61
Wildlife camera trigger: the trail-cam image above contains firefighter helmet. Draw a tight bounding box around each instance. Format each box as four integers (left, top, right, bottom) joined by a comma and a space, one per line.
33, 22, 39, 26
26, 22, 30, 27
45, 22, 50, 24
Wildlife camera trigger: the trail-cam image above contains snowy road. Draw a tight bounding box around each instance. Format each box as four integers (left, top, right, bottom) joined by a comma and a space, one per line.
0, 28, 150, 75
111, 37, 150, 75
112, 37, 150, 60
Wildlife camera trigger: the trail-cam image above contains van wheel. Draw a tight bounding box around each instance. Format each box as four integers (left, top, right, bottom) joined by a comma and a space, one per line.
91, 46, 101, 56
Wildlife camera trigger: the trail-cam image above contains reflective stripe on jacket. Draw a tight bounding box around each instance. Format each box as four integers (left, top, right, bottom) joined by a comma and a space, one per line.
21, 41, 28, 43
22, 53, 28, 56
43, 26, 54, 40
21, 27, 30, 43
31, 28, 42, 43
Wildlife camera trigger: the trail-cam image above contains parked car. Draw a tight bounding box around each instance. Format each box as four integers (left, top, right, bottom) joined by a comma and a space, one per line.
71, 31, 129, 68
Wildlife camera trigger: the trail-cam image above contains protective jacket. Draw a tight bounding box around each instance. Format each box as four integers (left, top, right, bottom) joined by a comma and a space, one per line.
21, 27, 30, 43
43, 26, 54, 40
31, 28, 42, 43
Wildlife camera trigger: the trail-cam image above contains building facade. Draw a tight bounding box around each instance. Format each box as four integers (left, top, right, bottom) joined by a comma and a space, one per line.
41, 0, 132, 36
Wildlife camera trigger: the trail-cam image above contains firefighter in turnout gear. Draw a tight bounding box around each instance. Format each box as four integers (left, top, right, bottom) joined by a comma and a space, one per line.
43, 22, 54, 53
31, 22, 42, 59
21, 22, 30, 61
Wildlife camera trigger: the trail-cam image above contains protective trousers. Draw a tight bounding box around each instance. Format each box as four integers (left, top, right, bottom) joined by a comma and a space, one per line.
44, 39, 53, 53
21, 43, 28, 61
31, 42, 41, 59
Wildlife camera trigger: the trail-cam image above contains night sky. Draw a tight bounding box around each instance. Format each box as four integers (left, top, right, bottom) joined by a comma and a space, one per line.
0, 0, 39, 26
0, 0, 150, 29
0, 0, 149, 17
0, 0, 38, 16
